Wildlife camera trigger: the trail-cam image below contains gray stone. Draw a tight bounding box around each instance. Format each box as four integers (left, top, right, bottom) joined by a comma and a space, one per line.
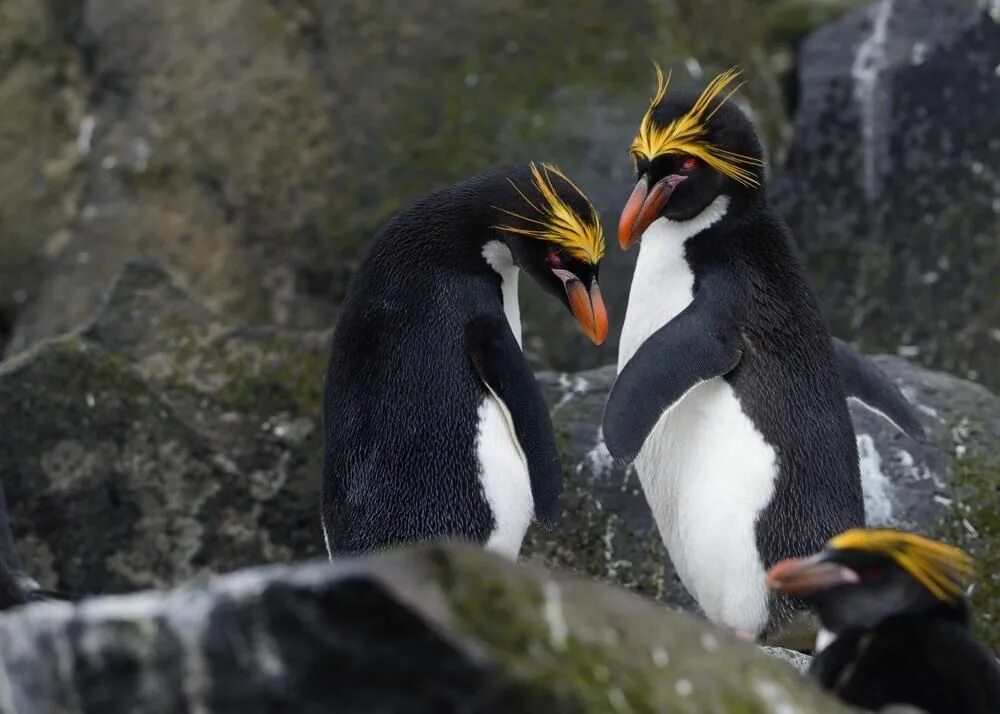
0, 544, 846, 713
774, 0, 1000, 390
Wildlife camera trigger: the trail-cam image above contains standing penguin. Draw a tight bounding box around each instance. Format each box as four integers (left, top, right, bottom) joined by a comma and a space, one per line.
604, 68, 924, 639
323, 163, 607, 558
768, 529, 1000, 713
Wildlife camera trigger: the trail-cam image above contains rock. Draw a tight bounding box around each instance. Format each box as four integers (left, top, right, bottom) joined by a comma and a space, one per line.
773, 0, 1000, 390
0, 544, 846, 713
2, 260, 998, 650
762, 646, 813, 673
2, 0, 791, 371
0, 0, 85, 353
0, 258, 331, 593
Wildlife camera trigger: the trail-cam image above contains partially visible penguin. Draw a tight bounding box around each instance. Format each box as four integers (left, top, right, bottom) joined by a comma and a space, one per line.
768, 529, 1000, 713
323, 163, 608, 558
603, 68, 925, 640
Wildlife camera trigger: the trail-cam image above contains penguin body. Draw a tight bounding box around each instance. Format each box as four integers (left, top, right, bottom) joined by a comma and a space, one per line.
605, 69, 925, 637
768, 529, 1000, 714
812, 614, 1000, 713
615, 199, 862, 636
323, 164, 607, 558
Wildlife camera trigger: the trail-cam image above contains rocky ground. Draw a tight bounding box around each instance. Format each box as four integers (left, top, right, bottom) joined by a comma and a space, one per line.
0, 0, 997, 711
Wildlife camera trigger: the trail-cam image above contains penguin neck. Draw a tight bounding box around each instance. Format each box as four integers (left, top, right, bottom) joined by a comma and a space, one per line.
619, 195, 730, 369
482, 240, 522, 346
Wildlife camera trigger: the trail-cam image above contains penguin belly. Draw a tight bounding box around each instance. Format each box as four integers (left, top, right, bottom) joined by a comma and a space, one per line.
634, 379, 778, 634
618, 209, 776, 634
475, 393, 534, 558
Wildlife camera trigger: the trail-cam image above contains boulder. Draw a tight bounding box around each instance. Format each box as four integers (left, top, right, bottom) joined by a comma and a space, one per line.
0, 544, 846, 713
1, 0, 792, 371
1, 260, 998, 648
774, 0, 1000, 390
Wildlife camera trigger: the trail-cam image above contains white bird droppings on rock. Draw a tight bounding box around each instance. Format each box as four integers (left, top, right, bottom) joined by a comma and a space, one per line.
858, 434, 893, 526
651, 646, 669, 668
542, 581, 567, 651
674, 679, 693, 697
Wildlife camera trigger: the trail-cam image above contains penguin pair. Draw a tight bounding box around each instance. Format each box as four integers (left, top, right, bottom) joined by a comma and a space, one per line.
768, 529, 1000, 713
602, 67, 926, 640
322, 163, 607, 557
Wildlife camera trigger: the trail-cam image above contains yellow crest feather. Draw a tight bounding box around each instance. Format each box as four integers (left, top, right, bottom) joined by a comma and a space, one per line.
630, 64, 763, 188
494, 163, 605, 265
829, 529, 975, 602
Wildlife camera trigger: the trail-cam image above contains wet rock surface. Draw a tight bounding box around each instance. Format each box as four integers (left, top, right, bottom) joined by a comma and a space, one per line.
775, 0, 1000, 390
0, 544, 847, 713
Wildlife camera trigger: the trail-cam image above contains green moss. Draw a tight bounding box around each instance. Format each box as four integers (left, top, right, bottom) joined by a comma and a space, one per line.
435, 548, 847, 711
942, 453, 1000, 652
443, 562, 652, 710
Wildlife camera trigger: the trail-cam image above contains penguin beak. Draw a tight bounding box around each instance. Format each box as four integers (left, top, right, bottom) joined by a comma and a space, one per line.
554, 268, 608, 345
766, 554, 860, 597
617, 174, 687, 250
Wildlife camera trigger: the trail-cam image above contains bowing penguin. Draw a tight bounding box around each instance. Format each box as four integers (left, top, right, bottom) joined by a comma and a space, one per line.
323, 163, 607, 558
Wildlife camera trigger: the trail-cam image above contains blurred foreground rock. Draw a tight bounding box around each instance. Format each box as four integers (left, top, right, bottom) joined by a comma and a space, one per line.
1, 259, 998, 649
0, 544, 845, 713
776, 0, 1000, 390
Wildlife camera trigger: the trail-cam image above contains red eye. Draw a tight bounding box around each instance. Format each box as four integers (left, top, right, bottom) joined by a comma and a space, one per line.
681, 156, 698, 171
548, 249, 564, 268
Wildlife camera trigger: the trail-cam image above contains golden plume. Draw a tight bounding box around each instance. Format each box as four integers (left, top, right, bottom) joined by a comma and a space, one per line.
495, 163, 606, 265
829, 529, 975, 602
630, 64, 764, 188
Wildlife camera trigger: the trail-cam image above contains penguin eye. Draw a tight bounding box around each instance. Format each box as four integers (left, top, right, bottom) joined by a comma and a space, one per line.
680, 155, 698, 171
864, 566, 885, 581
547, 248, 565, 268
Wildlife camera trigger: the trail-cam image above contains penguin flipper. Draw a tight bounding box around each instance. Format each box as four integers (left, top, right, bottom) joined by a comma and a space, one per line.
832, 338, 926, 442
466, 315, 563, 525
603, 293, 743, 465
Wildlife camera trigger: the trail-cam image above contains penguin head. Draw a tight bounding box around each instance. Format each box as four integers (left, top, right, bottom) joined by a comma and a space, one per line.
618, 66, 765, 249
767, 529, 975, 633
494, 163, 608, 345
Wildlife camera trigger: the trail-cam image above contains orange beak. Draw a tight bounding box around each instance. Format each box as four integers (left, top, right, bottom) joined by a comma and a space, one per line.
617, 175, 687, 250
566, 279, 608, 345
766, 556, 859, 598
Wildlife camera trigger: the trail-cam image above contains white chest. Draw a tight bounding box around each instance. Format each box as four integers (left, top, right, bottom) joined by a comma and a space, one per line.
476, 240, 532, 558
482, 240, 522, 345
476, 395, 533, 558
616, 200, 779, 636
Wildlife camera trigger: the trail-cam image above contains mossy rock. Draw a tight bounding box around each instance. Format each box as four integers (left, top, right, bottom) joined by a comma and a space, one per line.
0, 544, 847, 712
0, 259, 331, 593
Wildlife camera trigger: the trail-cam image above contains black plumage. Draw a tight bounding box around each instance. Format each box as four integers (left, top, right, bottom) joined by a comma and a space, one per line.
322, 164, 606, 555
768, 530, 1000, 714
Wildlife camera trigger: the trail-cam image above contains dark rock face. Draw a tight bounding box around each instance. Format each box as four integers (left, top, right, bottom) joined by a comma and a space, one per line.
0, 259, 331, 593
0, 545, 847, 713
774, 0, 1000, 390
2, 260, 998, 650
